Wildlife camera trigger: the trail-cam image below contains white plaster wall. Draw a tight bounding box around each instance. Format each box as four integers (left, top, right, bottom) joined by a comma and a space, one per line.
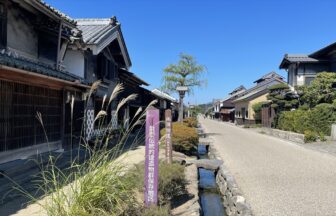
63, 50, 85, 78
297, 75, 304, 86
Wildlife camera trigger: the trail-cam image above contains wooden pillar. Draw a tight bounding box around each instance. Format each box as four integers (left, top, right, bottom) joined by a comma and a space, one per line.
60, 89, 66, 149
56, 21, 63, 70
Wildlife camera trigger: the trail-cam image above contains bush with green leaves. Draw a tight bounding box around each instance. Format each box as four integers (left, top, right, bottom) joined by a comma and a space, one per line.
252, 102, 265, 122
319, 132, 327, 142
304, 130, 318, 143
183, 117, 198, 128
160, 122, 199, 155
297, 72, 336, 108
277, 109, 310, 133
267, 83, 299, 111
277, 103, 336, 138
127, 161, 186, 206
308, 103, 336, 135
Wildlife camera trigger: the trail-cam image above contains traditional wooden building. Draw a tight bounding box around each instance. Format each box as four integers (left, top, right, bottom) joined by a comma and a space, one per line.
280, 42, 336, 87
0, 0, 89, 163
0, 1, 153, 163
118, 69, 150, 128
211, 99, 221, 119
233, 72, 286, 125
64, 17, 134, 139
151, 89, 178, 121
219, 85, 246, 122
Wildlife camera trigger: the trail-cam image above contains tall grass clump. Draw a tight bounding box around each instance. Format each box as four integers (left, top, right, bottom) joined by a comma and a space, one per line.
14, 82, 159, 216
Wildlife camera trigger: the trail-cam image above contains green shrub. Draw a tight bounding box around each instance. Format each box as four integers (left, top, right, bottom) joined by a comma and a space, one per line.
252, 102, 264, 121
142, 205, 170, 216
128, 161, 186, 206
304, 130, 318, 143
299, 72, 336, 108
308, 103, 336, 136
161, 122, 198, 155
183, 117, 198, 128
278, 104, 336, 136
319, 132, 327, 142
277, 110, 310, 134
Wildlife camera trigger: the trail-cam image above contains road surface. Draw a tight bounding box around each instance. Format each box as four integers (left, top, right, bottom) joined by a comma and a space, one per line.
200, 118, 336, 216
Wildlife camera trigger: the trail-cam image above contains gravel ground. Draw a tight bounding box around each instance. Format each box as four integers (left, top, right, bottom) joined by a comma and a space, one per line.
199, 118, 336, 216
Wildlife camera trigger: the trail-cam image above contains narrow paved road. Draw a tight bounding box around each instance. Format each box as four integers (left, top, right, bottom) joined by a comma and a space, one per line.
200, 118, 336, 216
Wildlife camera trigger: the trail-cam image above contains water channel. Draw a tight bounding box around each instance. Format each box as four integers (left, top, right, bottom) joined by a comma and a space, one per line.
198, 144, 226, 216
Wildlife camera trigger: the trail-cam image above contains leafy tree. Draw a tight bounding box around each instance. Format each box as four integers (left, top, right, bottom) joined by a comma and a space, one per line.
162, 53, 207, 93
188, 105, 203, 117
162, 53, 207, 121
267, 83, 299, 112
297, 72, 336, 108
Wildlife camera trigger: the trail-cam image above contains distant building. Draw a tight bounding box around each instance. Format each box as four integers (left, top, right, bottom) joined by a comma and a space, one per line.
212, 99, 222, 119
233, 72, 286, 125
151, 89, 178, 121
219, 85, 246, 122
280, 42, 336, 86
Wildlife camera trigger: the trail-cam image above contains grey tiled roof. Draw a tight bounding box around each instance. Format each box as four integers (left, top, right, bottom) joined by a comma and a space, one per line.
0, 50, 87, 84
284, 54, 319, 63
151, 89, 177, 103
76, 18, 118, 44
233, 77, 286, 103
279, 54, 321, 69
34, 0, 76, 25
233, 88, 265, 102
254, 71, 284, 83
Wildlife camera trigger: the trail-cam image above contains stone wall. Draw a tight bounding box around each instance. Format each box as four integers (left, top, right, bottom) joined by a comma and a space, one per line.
216, 164, 252, 216
257, 128, 305, 144
209, 146, 253, 216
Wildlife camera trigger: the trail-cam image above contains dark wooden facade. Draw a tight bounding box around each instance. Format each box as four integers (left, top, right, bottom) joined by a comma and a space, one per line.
0, 1, 152, 160
0, 79, 62, 151
0, 1, 86, 156
261, 105, 276, 128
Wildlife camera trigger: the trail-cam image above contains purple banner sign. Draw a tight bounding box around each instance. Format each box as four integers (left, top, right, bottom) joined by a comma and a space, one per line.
165, 109, 173, 164
144, 108, 159, 207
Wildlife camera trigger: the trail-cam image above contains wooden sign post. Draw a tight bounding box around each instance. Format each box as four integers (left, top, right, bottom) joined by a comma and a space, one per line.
165, 109, 173, 164
144, 108, 159, 207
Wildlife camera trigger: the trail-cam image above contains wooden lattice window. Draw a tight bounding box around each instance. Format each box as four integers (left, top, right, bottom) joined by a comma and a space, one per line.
0, 80, 62, 152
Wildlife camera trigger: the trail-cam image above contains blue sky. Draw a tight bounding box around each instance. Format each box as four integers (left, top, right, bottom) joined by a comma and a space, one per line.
47, 0, 336, 104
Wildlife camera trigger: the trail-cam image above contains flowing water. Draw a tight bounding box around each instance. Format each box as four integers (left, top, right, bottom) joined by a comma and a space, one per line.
198, 144, 226, 216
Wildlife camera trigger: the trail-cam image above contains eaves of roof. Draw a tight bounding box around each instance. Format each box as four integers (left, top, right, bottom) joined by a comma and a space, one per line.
151, 89, 177, 103
279, 54, 323, 69
309, 42, 336, 58
119, 69, 149, 86
233, 78, 285, 103
76, 18, 131, 68
0, 50, 87, 85
27, 0, 77, 27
